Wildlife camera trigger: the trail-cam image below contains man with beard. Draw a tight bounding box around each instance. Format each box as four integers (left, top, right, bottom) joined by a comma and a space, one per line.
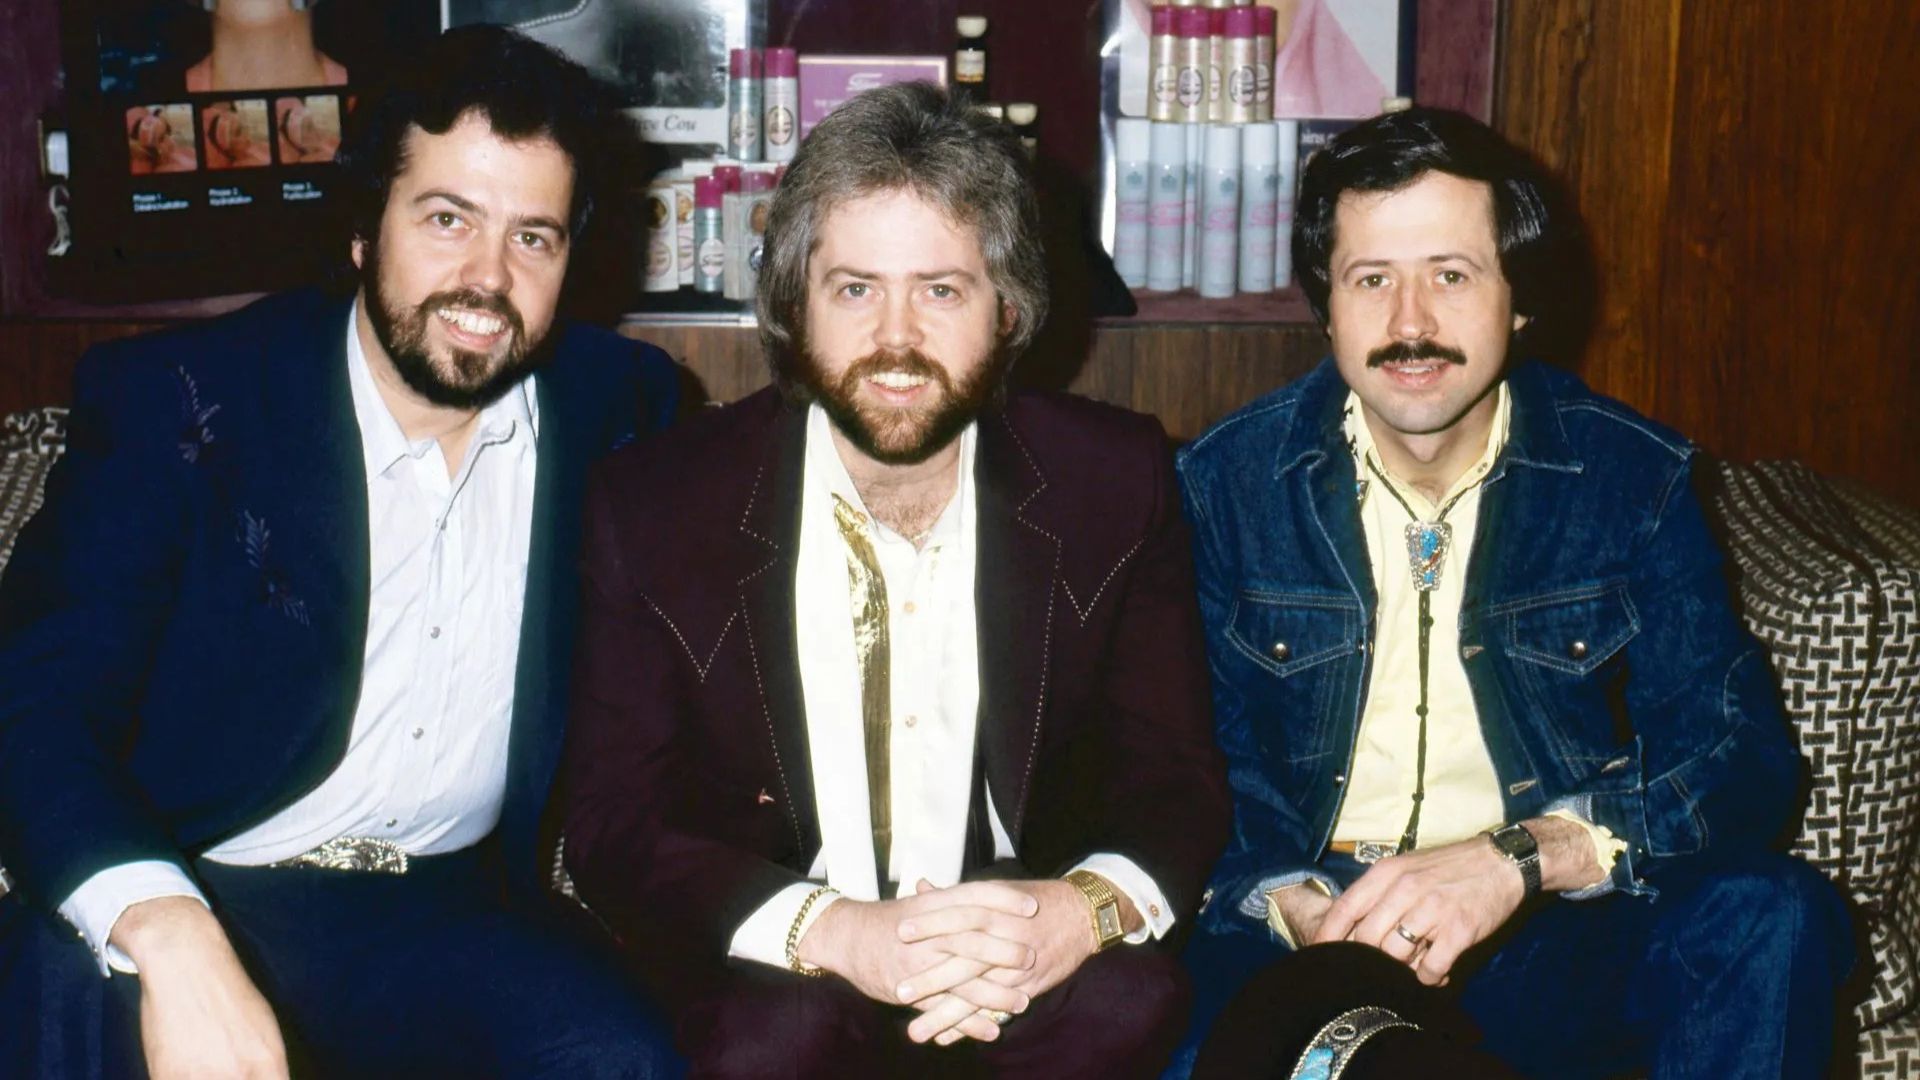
556, 82, 1229, 1078
0, 27, 681, 1079
1173, 107, 1853, 1078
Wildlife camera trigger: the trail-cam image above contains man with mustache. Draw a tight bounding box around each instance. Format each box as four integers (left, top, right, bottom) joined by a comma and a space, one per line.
0, 27, 681, 1078
1173, 107, 1853, 1078
557, 82, 1229, 1077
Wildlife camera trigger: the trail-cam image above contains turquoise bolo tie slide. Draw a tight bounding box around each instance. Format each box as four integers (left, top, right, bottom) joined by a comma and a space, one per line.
1404, 520, 1452, 592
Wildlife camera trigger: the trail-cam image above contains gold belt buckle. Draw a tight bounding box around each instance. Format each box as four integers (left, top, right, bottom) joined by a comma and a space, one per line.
1353, 841, 1398, 864
270, 837, 410, 875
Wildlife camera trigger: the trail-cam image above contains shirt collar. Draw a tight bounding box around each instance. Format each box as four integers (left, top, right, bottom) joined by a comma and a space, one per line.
1343, 381, 1513, 514
804, 403, 975, 550
344, 298, 540, 482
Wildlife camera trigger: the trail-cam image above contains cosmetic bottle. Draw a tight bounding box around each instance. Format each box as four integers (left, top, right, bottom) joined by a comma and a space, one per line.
693, 174, 724, 294
955, 17, 988, 104
1148, 6, 1178, 123
1114, 118, 1151, 288
1198, 124, 1240, 298
1238, 121, 1277, 293
1145, 121, 1186, 291
1274, 120, 1299, 287
1174, 8, 1209, 124
728, 49, 763, 162
763, 47, 799, 163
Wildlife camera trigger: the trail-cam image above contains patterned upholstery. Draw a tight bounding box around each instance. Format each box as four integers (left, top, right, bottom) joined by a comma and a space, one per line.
1702, 459, 1920, 1072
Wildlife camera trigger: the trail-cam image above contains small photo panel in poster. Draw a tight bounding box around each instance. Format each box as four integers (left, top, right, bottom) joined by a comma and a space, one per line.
275, 95, 343, 164
125, 103, 198, 175
203, 98, 272, 170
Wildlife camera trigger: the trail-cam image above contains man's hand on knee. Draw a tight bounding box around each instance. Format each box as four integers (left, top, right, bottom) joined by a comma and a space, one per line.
112, 896, 288, 1079
1313, 839, 1524, 986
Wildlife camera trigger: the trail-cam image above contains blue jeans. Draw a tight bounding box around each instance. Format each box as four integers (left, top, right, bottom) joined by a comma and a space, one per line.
0, 848, 682, 1079
1175, 850, 1854, 1079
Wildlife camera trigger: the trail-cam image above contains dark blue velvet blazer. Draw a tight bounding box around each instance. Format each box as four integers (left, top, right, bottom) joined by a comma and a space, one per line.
0, 289, 679, 909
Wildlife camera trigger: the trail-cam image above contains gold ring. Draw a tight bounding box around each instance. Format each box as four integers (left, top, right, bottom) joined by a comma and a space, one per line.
1394, 923, 1425, 946
985, 1009, 1014, 1026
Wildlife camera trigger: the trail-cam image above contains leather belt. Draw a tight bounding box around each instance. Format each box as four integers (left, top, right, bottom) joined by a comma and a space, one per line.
268, 837, 410, 875
1326, 840, 1399, 864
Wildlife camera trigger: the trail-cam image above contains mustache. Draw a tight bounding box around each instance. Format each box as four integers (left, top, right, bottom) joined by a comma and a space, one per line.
1367, 340, 1468, 368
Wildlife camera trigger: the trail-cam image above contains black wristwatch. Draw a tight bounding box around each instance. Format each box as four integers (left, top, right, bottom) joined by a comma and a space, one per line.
1487, 822, 1542, 898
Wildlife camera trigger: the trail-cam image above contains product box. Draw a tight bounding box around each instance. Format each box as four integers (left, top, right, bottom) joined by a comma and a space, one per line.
796, 55, 948, 139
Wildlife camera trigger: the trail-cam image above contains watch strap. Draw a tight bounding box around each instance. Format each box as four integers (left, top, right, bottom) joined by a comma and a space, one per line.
1064, 869, 1125, 951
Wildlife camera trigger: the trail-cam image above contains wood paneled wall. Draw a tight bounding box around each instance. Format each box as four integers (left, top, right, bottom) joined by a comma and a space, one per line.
1496, 1, 1920, 502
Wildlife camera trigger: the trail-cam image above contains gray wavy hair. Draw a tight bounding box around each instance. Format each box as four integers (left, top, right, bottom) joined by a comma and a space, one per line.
754, 81, 1050, 398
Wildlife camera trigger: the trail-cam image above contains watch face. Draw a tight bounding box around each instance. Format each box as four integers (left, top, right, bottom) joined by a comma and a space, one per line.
1492, 825, 1537, 859
1096, 905, 1123, 940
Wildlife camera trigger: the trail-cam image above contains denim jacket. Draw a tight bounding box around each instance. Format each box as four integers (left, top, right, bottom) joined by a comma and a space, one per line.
1175, 359, 1801, 937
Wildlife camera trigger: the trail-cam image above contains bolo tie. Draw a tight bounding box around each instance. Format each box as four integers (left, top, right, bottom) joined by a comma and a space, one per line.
1360, 454, 1473, 855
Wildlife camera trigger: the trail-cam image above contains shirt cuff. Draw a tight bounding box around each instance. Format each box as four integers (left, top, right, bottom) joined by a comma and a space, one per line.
1238, 868, 1343, 923
1542, 804, 1628, 900
1070, 853, 1175, 944
1264, 877, 1335, 948
727, 881, 842, 970
57, 861, 209, 977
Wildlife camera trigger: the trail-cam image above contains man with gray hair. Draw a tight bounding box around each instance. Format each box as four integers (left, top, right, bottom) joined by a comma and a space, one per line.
556, 82, 1229, 1076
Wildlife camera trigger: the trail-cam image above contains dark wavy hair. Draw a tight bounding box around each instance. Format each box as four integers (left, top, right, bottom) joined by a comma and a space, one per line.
755, 81, 1050, 398
335, 24, 613, 248
1293, 107, 1593, 361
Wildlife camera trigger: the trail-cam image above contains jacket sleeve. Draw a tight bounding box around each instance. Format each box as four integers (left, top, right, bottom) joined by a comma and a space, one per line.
0, 344, 198, 910
1177, 456, 1337, 938
1071, 423, 1230, 923
1570, 455, 1801, 895
557, 462, 809, 963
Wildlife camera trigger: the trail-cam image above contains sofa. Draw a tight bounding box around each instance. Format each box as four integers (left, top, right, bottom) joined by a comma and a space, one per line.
1, 405, 1915, 1073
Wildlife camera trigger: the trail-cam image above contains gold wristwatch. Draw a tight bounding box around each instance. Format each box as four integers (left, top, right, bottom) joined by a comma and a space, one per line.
1064, 869, 1126, 952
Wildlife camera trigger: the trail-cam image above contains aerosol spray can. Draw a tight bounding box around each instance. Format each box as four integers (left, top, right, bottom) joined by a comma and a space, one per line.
1223, 6, 1258, 124
1238, 121, 1277, 293
1198, 124, 1240, 298
1113, 118, 1151, 288
1254, 4, 1276, 121
1181, 122, 1200, 288
1275, 120, 1299, 287
728, 49, 763, 162
692, 174, 725, 294
1205, 10, 1226, 123
762, 47, 799, 163
1147, 6, 1178, 123
1145, 121, 1186, 291
1174, 8, 1208, 124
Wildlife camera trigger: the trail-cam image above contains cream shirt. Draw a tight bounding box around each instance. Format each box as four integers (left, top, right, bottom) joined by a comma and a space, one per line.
726, 405, 1172, 967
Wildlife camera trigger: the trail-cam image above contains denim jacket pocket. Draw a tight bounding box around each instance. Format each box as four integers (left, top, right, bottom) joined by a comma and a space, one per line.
1501, 581, 1639, 677
1224, 589, 1359, 679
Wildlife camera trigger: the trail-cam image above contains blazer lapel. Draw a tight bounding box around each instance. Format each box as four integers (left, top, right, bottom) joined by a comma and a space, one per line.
974, 407, 1059, 842
735, 403, 822, 860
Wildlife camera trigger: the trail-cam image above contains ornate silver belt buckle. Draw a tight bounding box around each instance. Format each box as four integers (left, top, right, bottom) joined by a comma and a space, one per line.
1353, 841, 1398, 865
271, 837, 410, 875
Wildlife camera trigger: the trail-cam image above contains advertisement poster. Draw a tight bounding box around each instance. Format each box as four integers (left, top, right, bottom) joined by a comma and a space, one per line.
61, 0, 441, 300
443, 0, 758, 149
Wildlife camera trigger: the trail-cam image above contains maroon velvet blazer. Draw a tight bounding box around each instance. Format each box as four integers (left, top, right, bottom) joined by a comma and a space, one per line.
557, 387, 1229, 988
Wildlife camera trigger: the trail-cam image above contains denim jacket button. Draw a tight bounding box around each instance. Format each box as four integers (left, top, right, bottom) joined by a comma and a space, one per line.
1568, 639, 1589, 660
1270, 641, 1291, 662
1333, 773, 1346, 785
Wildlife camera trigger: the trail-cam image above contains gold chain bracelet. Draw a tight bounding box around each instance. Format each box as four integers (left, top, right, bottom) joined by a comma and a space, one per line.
785, 885, 838, 977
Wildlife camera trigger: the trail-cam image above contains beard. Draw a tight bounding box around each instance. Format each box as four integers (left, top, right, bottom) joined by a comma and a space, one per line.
359, 237, 552, 411
793, 339, 1012, 467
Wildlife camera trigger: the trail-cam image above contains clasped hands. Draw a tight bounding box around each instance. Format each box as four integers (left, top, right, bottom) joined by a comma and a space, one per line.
1274, 817, 1596, 987
795, 877, 1107, 1047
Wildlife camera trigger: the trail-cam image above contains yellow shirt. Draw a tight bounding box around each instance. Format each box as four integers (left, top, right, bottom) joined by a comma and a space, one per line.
1332, 386, 1512, 848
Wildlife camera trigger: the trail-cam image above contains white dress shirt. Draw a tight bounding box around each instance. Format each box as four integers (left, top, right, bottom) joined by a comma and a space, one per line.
58, 302, 540, 975
728, 405, 1173, 967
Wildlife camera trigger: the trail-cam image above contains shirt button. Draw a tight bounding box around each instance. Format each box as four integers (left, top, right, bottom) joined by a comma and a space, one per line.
902, 601, 917, 615
429, 626, 441, 639
411, 727, 425, 739
1149, 903, 1161, 918
384, 818, 398, 828
903, 715, 918, 728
